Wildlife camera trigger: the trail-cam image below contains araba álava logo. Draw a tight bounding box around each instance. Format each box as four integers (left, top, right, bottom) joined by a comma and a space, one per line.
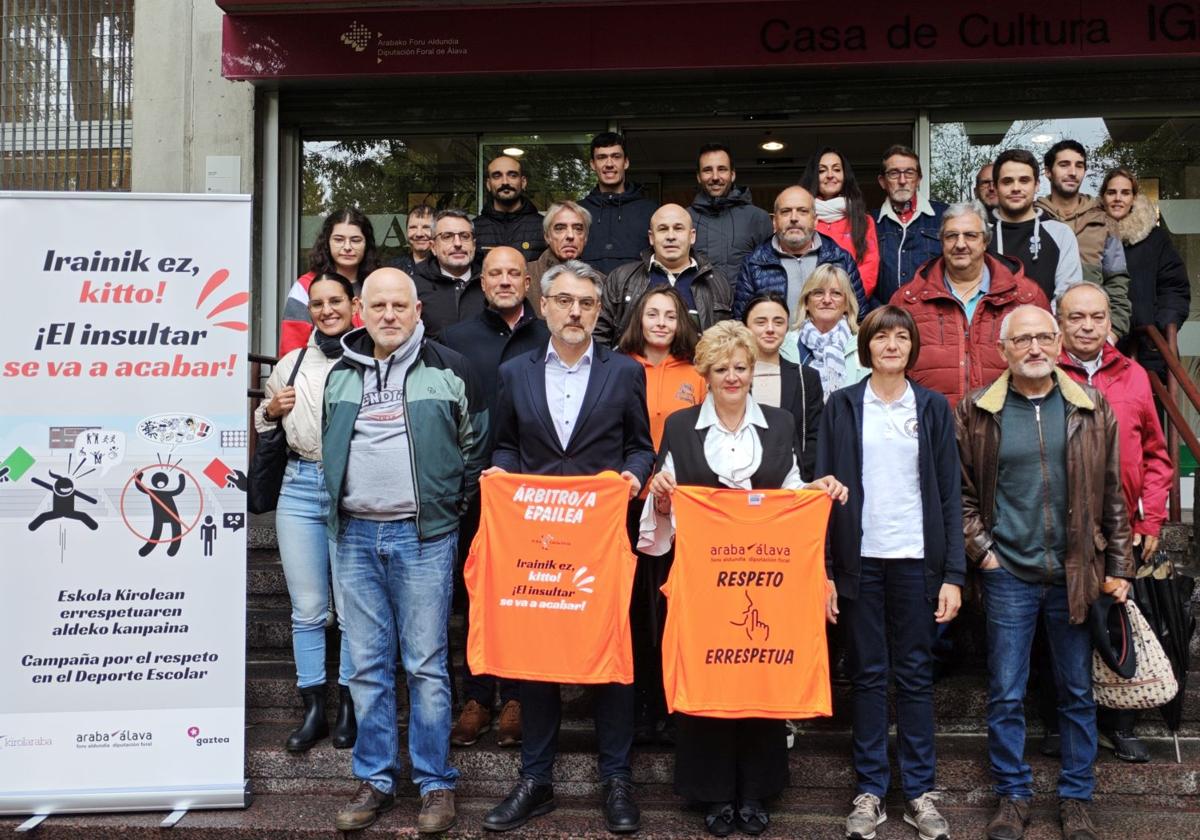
572, 566, 595, 594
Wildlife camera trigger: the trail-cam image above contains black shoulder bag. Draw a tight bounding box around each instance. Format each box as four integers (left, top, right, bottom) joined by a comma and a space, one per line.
248, 347, 306, 514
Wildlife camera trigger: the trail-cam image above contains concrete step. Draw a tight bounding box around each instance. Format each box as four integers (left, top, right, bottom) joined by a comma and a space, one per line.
4, 792, 1197, 839
244, 722, 1200, 807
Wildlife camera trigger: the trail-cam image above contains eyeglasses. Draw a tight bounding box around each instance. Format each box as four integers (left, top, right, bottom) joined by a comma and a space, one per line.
435, 231, 475, 243
548, 293, 598, 312
1003, 332, 1059, 350
807, 288, 845, 301
884, 168, 919, 182
941, 231, 984, 243
977, 179, 995, 187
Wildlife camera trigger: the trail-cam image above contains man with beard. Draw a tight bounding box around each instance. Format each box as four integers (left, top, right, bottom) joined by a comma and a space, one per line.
733, 185, 866, 319
873, 144, 947, 307
1036, 140, 1132, 337
687, 143, 773, 283
580, 132, 658, 274
473, 155, 547, 262
411, 209, 485, 338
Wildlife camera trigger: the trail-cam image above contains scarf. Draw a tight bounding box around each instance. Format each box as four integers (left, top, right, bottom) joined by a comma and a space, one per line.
798, 318, 852, 398
814, 196, 847, 224
314, 329, 346, 359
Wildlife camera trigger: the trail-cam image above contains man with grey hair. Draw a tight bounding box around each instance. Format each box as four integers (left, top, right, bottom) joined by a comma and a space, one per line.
890, 201, 1049, 408
529, 201, 604, 309
412, 208, 485, 338
481, 258, 654, 834
956, 302, 1132, 840
322, 267, 489, 833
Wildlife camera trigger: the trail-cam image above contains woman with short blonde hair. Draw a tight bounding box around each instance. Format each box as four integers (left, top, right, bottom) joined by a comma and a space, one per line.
782, 264, 869, 399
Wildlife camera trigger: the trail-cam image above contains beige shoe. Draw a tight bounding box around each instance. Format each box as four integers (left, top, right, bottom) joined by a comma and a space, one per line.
334, 781, 395, 831
450, 699, 491, 746
497, 699, 522, 747
418, 788, 457, 834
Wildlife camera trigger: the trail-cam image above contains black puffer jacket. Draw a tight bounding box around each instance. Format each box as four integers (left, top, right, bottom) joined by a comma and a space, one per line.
579, 182, 658, 274
688, 184, 774, 284
411, 258, 485, 340
473, 199, 546, 262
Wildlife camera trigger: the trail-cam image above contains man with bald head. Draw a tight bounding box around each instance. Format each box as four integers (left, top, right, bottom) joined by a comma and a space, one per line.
595, 202, 732, 345
440, 247, 550, 748
734, 185, 866, 319
322, 267, 489, 834
473, 155, 547, 262
1057, 283, 1171, 765
955, 302, 1132, 840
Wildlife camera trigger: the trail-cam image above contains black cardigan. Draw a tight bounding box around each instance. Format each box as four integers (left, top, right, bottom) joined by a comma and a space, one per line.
656, 403, 802, 490
779, 359, 824, 481
815, 378, 966, 601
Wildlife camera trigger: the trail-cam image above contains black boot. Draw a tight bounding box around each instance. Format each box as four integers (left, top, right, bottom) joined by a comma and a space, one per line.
285, 685, 328, 752
331, 684, 357, 749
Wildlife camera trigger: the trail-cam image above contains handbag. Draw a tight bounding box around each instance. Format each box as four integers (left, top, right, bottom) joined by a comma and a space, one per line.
1092, 598, 1178, 710
248, 347, 306, 515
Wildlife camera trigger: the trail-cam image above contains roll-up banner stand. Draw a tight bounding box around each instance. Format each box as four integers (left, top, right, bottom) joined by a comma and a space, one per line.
0, 193, 250, 816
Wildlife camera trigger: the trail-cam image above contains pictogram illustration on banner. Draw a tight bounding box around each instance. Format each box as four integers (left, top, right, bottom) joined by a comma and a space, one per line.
0, 193, 250, 815
662, 486, 833, 719
464, 471, 636, 684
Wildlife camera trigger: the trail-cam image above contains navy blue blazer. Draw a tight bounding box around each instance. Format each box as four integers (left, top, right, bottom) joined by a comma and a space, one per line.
491, 340, 655, 485
815, 377, 966, 601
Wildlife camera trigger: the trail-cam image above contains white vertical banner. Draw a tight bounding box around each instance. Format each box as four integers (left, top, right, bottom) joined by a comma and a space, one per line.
0, 193, 250, 815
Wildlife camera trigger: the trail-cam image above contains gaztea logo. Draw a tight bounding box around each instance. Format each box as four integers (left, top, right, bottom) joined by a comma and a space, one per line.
187, 725, 231, 748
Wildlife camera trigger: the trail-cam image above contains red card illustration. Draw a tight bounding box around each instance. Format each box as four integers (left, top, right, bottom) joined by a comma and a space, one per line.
204, 457, 233, 488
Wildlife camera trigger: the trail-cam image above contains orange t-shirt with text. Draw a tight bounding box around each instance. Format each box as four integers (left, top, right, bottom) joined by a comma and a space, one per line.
464, 471, 636, 684
662, 486, 833, 719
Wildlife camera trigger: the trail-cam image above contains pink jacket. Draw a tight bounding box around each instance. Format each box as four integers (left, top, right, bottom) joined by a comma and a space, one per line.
816, 214, 879, 298
1059, 344, 1172, 537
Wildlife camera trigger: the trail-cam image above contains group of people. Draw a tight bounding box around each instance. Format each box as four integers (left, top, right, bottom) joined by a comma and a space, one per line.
256, 131, 1187, 839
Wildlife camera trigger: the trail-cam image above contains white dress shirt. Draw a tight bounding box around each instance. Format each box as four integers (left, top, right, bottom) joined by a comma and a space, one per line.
860, 380, 924, 558
545, 340, 594, 448
637, 395, 804, 555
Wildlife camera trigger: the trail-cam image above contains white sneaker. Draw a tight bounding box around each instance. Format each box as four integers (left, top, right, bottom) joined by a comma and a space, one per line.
785, 719, 798, 750
846, 792, 886, 839
904, 792, 950, 840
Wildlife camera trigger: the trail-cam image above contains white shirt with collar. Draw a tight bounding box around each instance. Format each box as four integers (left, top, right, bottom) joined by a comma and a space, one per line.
637, 395, 804, 555
1067, 351, 1103, 385
860, 380, 925, 558
545, 339, 594, 449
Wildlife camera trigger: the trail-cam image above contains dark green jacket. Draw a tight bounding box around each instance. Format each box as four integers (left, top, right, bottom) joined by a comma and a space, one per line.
322, 328, 489, 540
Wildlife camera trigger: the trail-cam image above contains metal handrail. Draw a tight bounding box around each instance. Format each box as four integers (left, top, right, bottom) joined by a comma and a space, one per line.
246, 353, 278, 464
1135, 324, 1199, 527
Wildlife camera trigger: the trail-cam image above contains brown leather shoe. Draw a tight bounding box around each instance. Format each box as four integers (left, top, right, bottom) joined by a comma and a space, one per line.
1059, 798, 1098, 840
450, 699, 491, 746
496, 699, 522, 747
418, 788, 457, 834
334, 781, 395, 831
986, 797, 1030, 840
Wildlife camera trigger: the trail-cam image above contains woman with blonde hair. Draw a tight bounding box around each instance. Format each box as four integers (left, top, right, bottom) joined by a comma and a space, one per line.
781, 263, 869, 399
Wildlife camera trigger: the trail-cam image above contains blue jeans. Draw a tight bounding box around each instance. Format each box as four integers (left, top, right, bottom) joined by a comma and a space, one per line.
840, 557, 937, 801
982, 566, 1096, 801
275, 459, 352, 688
334, 516, 459, 796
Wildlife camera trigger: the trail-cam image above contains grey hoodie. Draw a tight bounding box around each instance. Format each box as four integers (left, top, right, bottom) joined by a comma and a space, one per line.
338, 321, 425, 520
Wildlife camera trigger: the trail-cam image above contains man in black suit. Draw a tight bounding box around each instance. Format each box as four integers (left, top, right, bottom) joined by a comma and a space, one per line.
481, 259, 655, 834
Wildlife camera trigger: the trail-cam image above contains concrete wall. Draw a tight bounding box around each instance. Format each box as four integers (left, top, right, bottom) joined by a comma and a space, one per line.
131, 1, 254, 194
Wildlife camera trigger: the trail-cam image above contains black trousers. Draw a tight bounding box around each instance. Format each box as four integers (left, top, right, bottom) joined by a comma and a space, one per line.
673, 715, 788, 803
520, 680, 635, 784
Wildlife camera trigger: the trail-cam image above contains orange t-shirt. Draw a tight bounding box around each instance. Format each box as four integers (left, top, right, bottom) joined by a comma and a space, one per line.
464, 471, 636, 684
661, 486, 833, 719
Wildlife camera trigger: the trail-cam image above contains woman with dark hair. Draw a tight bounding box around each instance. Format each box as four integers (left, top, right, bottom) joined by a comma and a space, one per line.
741, 292, 823, 480
1100, 167, 1191, 380
255, 273, 360, 753
617, 286, 706, 744
639, 321, 847, 837
800, 148, 880, 299
278, 207, 380, 356
816, 305, 964, 840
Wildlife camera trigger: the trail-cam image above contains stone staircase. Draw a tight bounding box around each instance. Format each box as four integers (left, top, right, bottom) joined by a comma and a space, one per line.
5, 522, 1200, 838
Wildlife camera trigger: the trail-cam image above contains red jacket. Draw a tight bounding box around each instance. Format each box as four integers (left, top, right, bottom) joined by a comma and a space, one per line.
1059, 344, 1172, 537
890, 253, 1048, 409
817, 214, 879, 299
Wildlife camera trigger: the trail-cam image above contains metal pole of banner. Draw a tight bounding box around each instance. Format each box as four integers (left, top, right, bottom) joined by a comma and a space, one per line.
15, 815, 47, 832
161, 808, 188, 827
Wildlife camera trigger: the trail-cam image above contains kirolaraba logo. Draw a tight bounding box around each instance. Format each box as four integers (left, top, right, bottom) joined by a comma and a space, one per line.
187, 726, 231, 748
0, 734, 54, 750
76, 728, 152, 749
